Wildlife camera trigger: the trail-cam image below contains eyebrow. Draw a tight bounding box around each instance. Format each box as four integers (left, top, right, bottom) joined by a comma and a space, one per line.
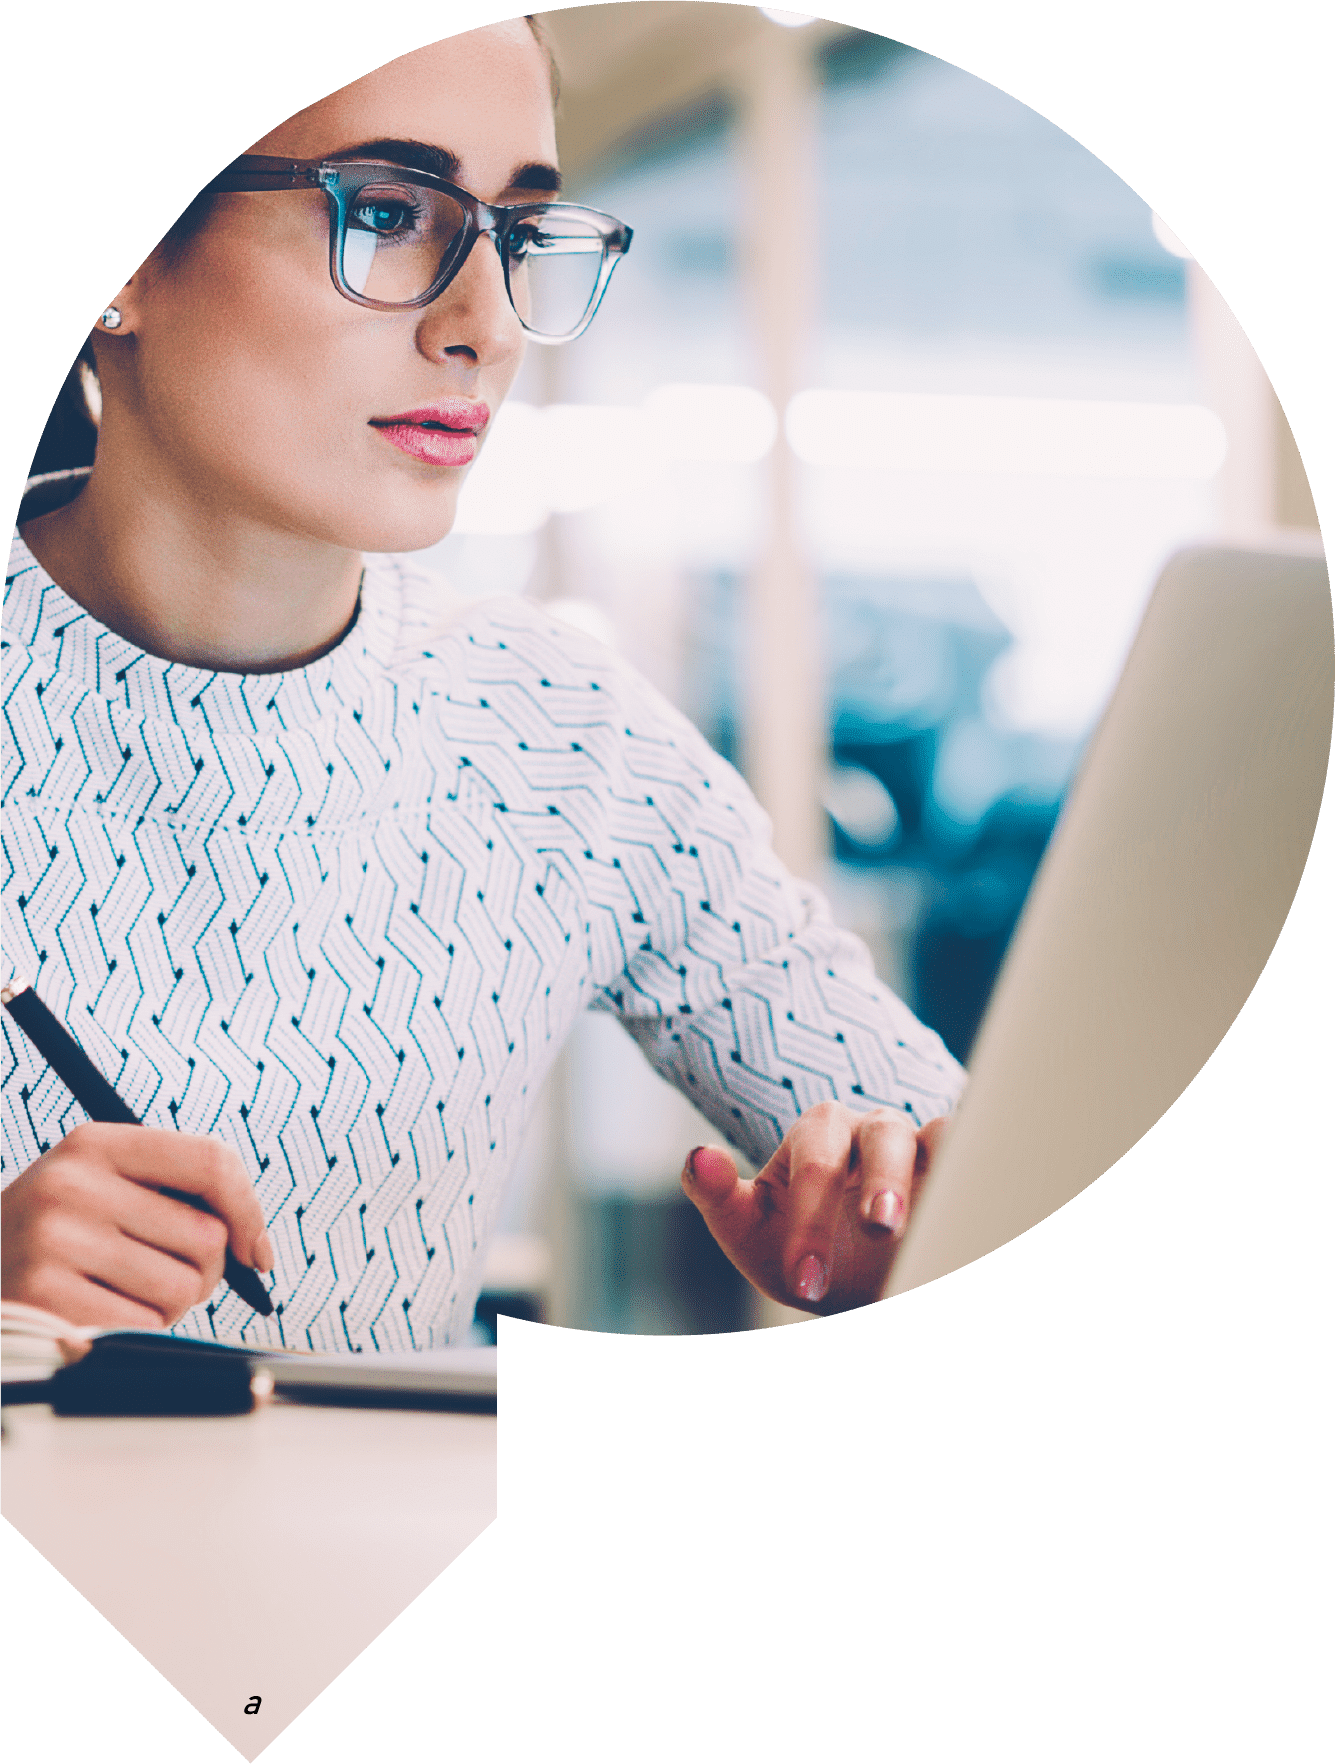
327, 138, 562, 195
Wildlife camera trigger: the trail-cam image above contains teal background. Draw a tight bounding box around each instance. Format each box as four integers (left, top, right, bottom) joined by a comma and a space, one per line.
5, 0, 1327, 1756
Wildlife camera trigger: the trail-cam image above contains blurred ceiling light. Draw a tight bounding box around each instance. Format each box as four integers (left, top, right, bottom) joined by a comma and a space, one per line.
759, 6, 816, 23
821, 762, 900, 849
786, 390, 1228, 480
1151, 213, 1193, 259
642, 383, 778, 464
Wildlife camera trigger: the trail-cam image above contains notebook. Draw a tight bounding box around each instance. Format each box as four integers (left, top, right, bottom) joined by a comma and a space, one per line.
1, 1301, 497, 1413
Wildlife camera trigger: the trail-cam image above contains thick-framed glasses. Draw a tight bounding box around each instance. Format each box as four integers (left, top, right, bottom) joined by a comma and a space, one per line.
202, 154, 633, 344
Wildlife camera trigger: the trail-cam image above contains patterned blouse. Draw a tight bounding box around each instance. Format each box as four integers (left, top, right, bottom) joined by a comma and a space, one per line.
3, 505, 965, 1349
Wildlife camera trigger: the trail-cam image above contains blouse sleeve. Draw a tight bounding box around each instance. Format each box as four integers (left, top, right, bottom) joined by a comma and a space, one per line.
576, 642, 967, 1171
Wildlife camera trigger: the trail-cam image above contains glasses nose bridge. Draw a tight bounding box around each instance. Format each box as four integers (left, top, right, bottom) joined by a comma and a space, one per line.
471, 199, 509, 258
450, 202, 521, 308
425, 203, 521, 344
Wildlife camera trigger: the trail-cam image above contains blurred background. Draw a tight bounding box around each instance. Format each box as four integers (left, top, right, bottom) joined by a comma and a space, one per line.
455, 3, 1322, 1339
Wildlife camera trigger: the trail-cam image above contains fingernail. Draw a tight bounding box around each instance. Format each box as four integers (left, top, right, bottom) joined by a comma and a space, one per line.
252, 1229, 275, 1274
684, 1146, 705, 1180
869, 1190, 904, 1234
794, 1254, 828, 1304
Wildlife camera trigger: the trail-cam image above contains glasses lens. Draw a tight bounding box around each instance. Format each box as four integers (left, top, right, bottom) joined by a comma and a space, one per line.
506, 211, 610, 338
341, 179, 468, 303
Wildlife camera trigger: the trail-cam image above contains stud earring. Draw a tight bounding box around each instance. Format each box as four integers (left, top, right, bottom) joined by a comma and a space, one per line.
101, 307, 122, 330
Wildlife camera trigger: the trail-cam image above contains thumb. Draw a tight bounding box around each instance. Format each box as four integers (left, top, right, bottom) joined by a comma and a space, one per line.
681, 1143, 757, 1256
682, 1143, 739, 1207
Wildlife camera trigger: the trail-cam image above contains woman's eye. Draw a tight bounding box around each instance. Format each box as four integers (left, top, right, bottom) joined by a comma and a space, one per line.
349, 197, 419, 236
506, 223, 544, 261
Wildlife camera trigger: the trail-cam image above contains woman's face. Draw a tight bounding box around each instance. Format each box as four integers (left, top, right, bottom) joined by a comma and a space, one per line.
107, 24, 555, 554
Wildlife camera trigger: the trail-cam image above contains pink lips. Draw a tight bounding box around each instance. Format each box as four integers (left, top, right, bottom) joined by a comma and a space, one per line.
370, 400, 490, 468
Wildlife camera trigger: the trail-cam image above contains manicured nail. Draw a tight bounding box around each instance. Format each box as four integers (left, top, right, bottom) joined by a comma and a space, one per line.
869, 1190, 904, 1234
794, 1254, 828, 1304
252, 1229, 275, 1274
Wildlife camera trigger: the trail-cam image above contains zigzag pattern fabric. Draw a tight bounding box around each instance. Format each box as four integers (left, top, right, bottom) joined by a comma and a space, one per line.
3, 529, 965, 1348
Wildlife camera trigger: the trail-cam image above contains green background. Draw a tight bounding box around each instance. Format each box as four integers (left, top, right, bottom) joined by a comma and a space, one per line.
5, 0, 1327, 1756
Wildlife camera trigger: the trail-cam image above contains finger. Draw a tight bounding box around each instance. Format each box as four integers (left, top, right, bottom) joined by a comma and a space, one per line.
681, 1144, 764, 1259
773, 1104, 857, 1303
68, 1123, 272, 1272
917, 1116, 952, 1172
854, 1109, 920, 1237
37, 1208, 214, 1325
89, 1231, 216, 1325
17, 1266, 167, 1332
114, 1182, 230, 1286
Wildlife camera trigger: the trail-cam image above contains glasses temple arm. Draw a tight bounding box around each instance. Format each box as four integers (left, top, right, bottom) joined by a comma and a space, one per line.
201, 157, 325, 194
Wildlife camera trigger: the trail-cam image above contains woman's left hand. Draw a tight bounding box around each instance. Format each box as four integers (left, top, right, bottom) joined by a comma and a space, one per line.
680, 1102, 952, 1314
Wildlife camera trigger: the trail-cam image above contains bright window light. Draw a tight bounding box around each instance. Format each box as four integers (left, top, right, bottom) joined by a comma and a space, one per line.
543, 405, 651, 513
982, 644, 1119, 738
785, 390, 1228, 481
1151, 213, 1193, 259
451, 403, 548, 535
452, 388, 778, 534
643, 383, 778, 464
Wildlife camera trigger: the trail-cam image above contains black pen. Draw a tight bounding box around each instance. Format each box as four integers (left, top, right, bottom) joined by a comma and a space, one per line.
2, 976, 274, 1318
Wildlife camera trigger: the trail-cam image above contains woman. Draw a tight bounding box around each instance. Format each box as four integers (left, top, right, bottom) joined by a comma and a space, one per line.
1, 19, 964, 1346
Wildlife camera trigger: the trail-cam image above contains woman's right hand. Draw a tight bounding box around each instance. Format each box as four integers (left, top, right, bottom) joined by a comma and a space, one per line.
0, 1123, 273, 1328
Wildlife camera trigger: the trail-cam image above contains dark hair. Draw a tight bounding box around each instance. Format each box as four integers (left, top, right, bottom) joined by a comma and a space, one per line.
29, 341, 99, 478
28, 16, 561, 482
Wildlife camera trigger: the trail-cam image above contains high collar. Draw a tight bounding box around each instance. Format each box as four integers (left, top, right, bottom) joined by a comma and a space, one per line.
6, 512, 403, 740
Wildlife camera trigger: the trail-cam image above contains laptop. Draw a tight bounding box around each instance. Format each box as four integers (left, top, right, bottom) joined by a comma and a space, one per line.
887, 539, 1332, 1296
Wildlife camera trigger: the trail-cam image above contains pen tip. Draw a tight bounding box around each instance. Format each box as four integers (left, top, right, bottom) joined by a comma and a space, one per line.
2, 976, 32, 1005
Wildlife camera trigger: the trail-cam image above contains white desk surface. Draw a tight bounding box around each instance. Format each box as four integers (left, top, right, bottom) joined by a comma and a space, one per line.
2, 1397, 496, 1758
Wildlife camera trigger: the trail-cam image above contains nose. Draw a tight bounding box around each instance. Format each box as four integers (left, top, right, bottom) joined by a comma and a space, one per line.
414, 231, 525, 372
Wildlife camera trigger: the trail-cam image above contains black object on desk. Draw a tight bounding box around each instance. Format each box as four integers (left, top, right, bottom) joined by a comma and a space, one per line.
2, 978, 274, 1318
48, 1333, 271, 1417
4, 1336, 497, 1416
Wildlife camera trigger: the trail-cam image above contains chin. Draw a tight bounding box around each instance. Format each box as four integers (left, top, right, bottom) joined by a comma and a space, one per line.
324, 480, 465, 556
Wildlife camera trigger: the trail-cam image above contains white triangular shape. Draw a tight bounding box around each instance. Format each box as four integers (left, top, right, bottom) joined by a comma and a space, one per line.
0, 1397, 494, 1756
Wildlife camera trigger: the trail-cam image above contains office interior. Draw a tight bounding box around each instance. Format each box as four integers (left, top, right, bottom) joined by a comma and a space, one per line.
441, 4, 1323, 1339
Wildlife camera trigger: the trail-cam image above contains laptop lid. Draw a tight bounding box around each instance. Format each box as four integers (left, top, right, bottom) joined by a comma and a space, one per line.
887, 541, 1332, 1296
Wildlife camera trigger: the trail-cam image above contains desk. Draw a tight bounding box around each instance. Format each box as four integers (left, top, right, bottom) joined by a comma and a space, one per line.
2, 1397, 496, 1758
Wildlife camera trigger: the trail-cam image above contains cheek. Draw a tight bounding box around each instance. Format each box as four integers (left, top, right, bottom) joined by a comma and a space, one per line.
131, 233, 523, 550
176, 266, 334, 412
143, 257, 385, 483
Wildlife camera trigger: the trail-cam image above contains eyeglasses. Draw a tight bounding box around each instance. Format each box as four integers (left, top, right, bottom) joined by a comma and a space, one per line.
202, 154, 633, 344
